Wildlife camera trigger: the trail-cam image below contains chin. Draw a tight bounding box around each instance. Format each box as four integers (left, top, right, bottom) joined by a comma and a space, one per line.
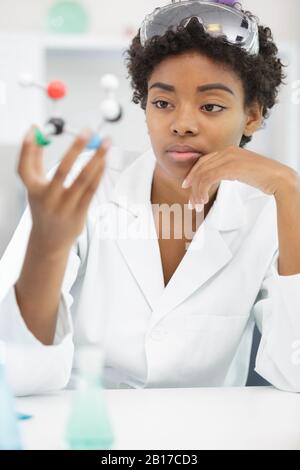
158, 154, 197, 179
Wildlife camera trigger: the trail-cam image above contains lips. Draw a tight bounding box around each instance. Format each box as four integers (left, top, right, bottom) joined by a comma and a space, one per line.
166, 144, 203, 163
166, 144, 202, 153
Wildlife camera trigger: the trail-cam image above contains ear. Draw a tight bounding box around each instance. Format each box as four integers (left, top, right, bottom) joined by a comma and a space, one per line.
243, 101, 263, 137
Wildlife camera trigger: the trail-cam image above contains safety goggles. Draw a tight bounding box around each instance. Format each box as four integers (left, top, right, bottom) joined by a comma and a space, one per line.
140, 0, 259, 56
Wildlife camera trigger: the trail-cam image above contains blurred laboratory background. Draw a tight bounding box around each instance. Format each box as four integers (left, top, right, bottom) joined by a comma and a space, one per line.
0, 1, 299, 385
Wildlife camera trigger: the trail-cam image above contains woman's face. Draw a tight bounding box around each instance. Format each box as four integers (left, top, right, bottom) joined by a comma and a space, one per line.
146, 51, 260, 181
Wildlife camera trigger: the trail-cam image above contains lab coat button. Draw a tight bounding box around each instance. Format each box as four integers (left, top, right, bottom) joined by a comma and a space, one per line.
150, 327, 167, 341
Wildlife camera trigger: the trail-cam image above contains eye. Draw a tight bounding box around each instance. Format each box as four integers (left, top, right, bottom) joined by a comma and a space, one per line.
151, 101, 226, 113
202, 104, 226, 113
151, 100, 171, 109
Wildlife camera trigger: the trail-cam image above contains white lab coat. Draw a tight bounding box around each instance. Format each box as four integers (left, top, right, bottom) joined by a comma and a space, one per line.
1, 146, 300, 396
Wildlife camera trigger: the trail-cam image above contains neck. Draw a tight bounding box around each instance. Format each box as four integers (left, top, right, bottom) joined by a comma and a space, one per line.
151, 164, 187, 206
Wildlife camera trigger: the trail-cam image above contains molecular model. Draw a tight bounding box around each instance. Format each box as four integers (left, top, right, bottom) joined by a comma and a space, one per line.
19, 73, 123, 150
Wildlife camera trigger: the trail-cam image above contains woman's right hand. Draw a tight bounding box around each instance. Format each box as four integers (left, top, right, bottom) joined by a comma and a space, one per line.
18, 127, 111, 254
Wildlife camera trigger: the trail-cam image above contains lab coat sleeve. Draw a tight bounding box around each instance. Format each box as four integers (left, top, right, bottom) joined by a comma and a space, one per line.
253, 250, 300, 392
0, 205, 81, 396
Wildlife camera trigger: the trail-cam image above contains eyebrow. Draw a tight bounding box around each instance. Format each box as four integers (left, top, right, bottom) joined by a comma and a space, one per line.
149, 82, 235, 96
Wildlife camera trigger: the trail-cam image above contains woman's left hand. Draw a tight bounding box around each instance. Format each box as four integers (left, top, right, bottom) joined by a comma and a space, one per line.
181, 145, 299, 208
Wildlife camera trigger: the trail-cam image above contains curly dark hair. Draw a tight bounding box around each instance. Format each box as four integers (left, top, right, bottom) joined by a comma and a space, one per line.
124, 9, 286, 148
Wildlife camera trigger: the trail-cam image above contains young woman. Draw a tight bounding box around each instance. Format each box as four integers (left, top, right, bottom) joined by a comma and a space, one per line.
1, 0, 300, 395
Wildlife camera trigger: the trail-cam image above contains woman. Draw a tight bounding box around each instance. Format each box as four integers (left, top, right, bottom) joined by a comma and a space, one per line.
1, 0, 300, 395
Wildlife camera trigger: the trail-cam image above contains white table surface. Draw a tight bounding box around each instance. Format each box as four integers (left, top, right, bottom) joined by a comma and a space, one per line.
16, 386, 300, 450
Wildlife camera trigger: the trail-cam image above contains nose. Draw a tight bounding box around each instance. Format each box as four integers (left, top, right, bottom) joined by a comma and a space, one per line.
170, 107, 199, 137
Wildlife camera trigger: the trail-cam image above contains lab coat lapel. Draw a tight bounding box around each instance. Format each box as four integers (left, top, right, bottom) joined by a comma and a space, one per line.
109, 150, 165, 311
109, 149, 248, 323
116, 213, 165, 312
148, 179, 249, 327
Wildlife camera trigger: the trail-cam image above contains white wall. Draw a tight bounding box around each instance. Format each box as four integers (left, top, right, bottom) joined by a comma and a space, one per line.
0, 0, 299, 43
0, 0, 162, 35
243, 0, 300, 43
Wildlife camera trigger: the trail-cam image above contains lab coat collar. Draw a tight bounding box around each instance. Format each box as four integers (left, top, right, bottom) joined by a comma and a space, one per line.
107, 148, 266, 322
109, 148, 156, 217
109, 148, 258, 231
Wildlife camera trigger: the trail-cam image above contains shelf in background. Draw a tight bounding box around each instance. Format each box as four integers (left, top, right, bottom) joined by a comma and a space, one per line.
44, 34, 132, 52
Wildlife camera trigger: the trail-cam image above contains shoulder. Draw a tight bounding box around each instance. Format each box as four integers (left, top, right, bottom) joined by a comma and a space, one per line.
235, 181, 277, 238
235, 180, 275, 209
94, 146, 152, 202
